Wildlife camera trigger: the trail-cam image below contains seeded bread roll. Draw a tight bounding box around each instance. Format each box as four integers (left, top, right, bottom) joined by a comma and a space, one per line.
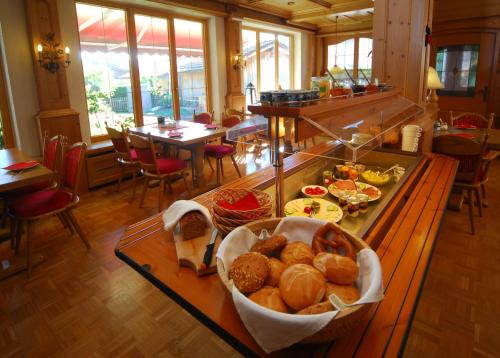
229, 252, 270, 294
180, 211, 207, 240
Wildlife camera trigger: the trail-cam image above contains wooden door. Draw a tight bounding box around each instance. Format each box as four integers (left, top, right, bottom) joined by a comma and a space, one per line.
431, 32, 496, 121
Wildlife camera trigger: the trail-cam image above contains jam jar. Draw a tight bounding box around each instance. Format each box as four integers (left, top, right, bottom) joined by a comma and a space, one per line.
347, 196, 360, 217
357, 193, 369, 214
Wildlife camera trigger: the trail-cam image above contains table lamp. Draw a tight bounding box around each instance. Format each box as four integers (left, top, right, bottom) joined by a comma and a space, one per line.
427, 66, 444, 103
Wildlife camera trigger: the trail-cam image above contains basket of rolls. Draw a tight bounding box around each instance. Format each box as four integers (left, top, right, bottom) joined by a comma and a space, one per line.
216, 217, 383, 353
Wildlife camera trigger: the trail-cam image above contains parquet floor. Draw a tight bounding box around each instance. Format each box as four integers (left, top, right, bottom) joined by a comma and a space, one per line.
0, 150, 498, 357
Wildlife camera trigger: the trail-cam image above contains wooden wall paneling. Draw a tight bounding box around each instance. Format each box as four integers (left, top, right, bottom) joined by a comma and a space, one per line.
372, 0, 388, 82
315, 36, 323, 76
36, 109, 82, 145
306, 32, 314, 89
0, 44, 15, 148
25, 0, 70, 111
224, 18, 245, 112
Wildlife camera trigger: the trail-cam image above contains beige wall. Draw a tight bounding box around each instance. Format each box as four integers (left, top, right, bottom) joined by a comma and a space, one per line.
0, 0, 40, 156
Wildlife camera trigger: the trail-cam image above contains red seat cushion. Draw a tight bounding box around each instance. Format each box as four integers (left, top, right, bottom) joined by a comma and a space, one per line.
10, 189, 73, 218
156, 157, 186, 174
204, 144, 235, 158
129, 148, 138, 161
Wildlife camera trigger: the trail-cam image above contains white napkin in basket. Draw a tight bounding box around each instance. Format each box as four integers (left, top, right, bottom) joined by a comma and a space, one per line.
162, 200, 213, 231
216, 216, 383, 353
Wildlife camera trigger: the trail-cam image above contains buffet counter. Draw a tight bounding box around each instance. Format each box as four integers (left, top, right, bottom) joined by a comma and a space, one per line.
115, 140, 458, 356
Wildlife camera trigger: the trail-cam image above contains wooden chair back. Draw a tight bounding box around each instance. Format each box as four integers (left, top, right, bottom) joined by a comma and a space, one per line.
433, 134, 488, 183
62, 141, 87, 198
224, 107, 245, 119
193, 110, 214, 125
129, 133, 158, 174
42, 132, 64, 173
220, 115, 241, 146
105, 122, 132, 160
450, 111, 494, 129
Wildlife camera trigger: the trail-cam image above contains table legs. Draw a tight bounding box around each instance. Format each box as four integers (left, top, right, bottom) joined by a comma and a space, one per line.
190, 142, 206, 188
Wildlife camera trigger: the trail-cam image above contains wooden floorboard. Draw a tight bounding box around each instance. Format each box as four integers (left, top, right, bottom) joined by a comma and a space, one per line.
0, 150, 498, 357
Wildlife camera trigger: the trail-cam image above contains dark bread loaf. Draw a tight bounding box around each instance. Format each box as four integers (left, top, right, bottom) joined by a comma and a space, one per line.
180, 211, 207, 240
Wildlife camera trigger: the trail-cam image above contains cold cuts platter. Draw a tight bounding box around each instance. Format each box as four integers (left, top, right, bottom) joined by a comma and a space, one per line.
328, 180, 382, 202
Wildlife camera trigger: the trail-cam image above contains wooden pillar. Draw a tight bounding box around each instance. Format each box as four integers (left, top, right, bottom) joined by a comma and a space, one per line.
372, 0, 434, 105
314, 36, 323, 76
225, 17, 245, 112
25, 0, 82, 146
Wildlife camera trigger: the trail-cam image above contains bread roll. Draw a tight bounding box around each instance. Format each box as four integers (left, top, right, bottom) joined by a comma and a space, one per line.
265, 258, 286, 287
279, 264, 326, 311
251, 235, 287, 257
249, 287, 288, 313
280, 241, 314, 266
296, 301, 333, 315
313, 252, 336, 276
325, 254, 359, 285
324, 282, 360, 304
229, 252, 270, 294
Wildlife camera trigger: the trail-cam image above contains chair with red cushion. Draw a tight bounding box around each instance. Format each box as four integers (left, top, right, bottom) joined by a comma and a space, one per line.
204, 115, 242, 186
433, 134, 488, 234
9, 142, 90, 277
105, 123, 140, 198
193, 110, 214, 125
450, 111, 494, 129
129, 133, 192, 212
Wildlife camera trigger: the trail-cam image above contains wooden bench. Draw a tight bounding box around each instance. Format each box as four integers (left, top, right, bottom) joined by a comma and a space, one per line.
115, 152, 457, 357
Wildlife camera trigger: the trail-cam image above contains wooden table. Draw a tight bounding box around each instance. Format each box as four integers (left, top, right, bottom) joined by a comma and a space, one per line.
129, 121, 227, 189
0, 148, 53, 193
433, 127, 500, 150
0, 148, 53, 279
115, 148, 457, 357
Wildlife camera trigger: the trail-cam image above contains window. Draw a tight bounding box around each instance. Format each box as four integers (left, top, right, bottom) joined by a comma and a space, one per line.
135, 15, 173, 125
76, 3, 210, 139
174, 19, 208, 119
436, 44, 479, 97
77, 3, 134, 136
242, 28, 293, 104
327, 37, 372, 83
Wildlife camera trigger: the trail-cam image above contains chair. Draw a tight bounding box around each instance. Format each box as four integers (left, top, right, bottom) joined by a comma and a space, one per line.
193, 110, 214, 125
9, 142, 90, 277
433, 134, 488, 234
477, 150, 499, 207
129, 133, 192, 212
450, 111, 494, 129
204, 115, 242, 186
105, 123, 140, 198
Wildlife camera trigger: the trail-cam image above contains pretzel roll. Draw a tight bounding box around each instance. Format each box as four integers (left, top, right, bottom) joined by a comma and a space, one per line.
279, 264, 326, 311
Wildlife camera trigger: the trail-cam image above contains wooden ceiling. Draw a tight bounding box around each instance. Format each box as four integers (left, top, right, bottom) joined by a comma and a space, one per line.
237, 0, 374, 33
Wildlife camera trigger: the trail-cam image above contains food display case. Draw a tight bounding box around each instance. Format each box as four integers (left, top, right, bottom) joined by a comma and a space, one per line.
226, 89, 426, 240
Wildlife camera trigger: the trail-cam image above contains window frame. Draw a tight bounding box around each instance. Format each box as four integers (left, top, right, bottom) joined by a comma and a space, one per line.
323, 34, 372, 80
242, 26, 294, 96
0, 40, 15, 148
75, 0, 212, 141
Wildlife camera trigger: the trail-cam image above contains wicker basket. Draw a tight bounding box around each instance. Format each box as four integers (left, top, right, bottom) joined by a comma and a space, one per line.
217, 217, 372, 344
212, 189, 272, 220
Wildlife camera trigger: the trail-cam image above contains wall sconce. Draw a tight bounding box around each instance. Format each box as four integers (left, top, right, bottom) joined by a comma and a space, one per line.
37, 32, 71, 73
233, 51, 246, 70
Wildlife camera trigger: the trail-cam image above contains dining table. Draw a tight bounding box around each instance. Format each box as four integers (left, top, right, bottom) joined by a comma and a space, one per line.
433, 126, 500, 150
128, 121, 227, 192
0, 148, 54, 279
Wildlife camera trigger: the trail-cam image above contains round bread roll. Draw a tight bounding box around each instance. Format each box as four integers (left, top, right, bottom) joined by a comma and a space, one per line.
313, 252, 336, 276
296, 301, 333, 315
229, 252, 270, 294
265, 258, 286, 287
279, 264, 326, 311
325, 254, 359, 285
249, 286, 288, 313
324, 282, 360, 304
280, 241, 314, 266
251, 235, 287, 257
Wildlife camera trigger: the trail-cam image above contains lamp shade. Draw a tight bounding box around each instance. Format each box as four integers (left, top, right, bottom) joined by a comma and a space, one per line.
330, 65, 343, 75
427, 67, 444, 90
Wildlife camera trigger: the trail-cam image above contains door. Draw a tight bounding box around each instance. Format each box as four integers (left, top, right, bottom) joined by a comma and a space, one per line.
430, 32, 496, 121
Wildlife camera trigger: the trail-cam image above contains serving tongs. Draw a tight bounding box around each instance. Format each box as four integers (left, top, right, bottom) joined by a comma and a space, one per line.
344, 68, 357, 86
359, 69, 371, 85
325, 69, 340, 87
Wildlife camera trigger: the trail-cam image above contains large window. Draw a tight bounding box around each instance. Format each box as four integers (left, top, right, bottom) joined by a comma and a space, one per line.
76, 3, 210, 138
242, 28, 293, 104
327, 37, 372, 83
436, 44, 479, 97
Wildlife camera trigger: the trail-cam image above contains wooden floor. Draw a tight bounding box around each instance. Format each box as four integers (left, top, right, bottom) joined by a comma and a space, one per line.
0, 150, 498, 357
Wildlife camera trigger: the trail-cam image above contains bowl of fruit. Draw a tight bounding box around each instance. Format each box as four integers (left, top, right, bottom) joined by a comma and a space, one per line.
360, 168, 393, 187
301, 185, 328, 198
